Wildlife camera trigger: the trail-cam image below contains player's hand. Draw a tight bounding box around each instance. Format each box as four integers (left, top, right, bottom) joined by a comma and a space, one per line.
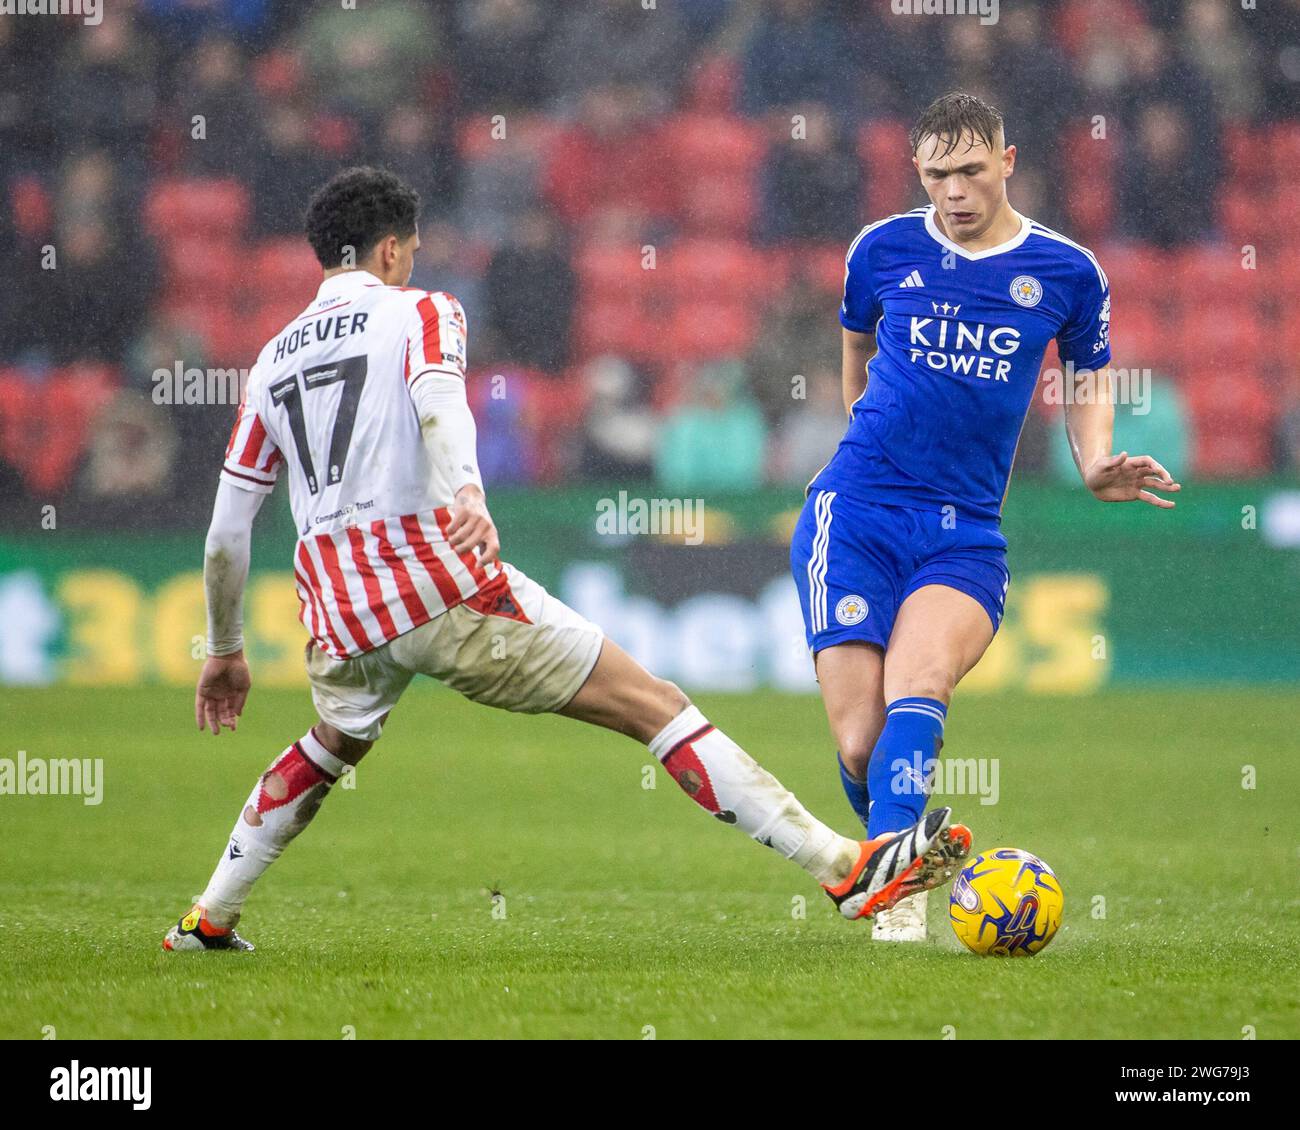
447, 484, 501, 567
195, 652, 251, 735
1084, 451, 1181, 508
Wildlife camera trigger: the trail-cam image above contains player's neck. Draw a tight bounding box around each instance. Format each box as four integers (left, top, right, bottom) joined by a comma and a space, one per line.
934, 201, 1022, 253
323, 265, 384, 283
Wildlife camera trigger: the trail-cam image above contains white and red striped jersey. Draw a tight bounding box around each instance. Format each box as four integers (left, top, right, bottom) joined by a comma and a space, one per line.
221, 269, 496, 659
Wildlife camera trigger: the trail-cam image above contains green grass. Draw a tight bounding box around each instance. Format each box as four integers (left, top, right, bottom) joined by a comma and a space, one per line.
1, 685, 1297, 1039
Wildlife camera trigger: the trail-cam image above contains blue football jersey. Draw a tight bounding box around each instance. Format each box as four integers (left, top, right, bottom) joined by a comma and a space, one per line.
811, 205, 1111, 525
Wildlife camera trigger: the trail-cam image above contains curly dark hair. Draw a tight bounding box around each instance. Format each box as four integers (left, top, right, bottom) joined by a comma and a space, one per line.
304, 166, 421, 269
909, 91, 1005, 159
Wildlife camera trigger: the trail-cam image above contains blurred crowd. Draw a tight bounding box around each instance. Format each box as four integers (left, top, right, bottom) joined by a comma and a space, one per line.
2, 0, 1300, 529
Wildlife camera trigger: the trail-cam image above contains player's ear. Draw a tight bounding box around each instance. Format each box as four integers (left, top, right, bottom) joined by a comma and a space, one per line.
1002, 143, 1016, 178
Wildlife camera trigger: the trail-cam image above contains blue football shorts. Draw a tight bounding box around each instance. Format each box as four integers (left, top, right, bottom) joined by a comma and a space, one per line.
790, 489, 1010, 655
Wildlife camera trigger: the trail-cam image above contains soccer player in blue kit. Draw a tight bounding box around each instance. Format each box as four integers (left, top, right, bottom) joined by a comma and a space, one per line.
790, 93, 1181, 941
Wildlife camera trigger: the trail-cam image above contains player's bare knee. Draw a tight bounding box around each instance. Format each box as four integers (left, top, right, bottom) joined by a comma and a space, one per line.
894, 666, 956, 704
656, 678, 690, 718
838, 735, 875, 778
313, 721, 373, 766
620, 678, 689, 744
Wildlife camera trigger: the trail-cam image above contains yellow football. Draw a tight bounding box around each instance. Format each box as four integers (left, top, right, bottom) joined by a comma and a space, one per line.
949, 848, 1063, 956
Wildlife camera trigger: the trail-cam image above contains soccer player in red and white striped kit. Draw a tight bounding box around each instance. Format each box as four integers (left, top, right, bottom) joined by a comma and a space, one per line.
164, 167, 971, 951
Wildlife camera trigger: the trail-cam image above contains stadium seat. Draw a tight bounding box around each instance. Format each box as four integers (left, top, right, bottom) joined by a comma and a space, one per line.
1108, 303, 1167, 368
1098, 245, 1166, 309
162, 238, 242, 302
684, 55, 739, 113
249, 238, 324, 304
1219, 187, 1268, 243
574, 295, 653, 363
574, 242, 654, 305
790, 242, 848, 296
678, 172, 757, 237
156, 297, 250, 363
858, 119, 913, 219
665, 299, 755, 361
1066, 175, 1115, 243
1223, 125, 1267, 187
1171, 247, 1263, 307
1184, 368, 1277, 477
659, 239, 762, 303
1173, 309, 1267, 371
668, 113, 766, 177
0, 365, 118, 495
1270, 122, 1300, 170
145, 179, 250, 243
9, 174, 52, 239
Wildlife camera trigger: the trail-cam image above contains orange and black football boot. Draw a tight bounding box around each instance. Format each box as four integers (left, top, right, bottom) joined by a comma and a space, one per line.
162, 904, 254, 952
823, 807, 972, 920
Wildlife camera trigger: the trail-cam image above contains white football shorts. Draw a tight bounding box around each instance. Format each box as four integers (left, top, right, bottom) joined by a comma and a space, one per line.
304, 562, 604, 740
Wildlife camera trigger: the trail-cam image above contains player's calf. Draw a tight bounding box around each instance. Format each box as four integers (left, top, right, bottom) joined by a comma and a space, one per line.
560, 640, 862, 888
163, 726, 360, 948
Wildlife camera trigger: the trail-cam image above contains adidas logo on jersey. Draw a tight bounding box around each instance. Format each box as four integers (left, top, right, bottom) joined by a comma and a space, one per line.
898, 270, 925, 288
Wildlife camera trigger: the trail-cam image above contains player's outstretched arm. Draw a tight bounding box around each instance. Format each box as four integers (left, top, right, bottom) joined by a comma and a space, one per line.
841, 327, 873, 416
410, 371, 499, 567
1064, 369, 1181, 508
196, 481, 266, 734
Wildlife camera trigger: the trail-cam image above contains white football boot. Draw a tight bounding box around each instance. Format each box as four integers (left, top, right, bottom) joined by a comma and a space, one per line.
871, 890, 928, 942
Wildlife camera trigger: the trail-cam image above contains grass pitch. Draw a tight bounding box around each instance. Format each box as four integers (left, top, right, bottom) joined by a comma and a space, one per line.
1, 685, 1297, 1039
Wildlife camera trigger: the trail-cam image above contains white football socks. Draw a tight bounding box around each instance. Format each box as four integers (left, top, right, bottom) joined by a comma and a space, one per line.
648, 706, 859, 886
198, 729, 346, 927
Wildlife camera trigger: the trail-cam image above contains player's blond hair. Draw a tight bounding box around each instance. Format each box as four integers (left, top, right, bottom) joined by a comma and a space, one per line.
909, 92, 1005, 158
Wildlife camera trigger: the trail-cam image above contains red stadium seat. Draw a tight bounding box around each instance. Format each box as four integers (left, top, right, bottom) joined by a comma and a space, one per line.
1173, 309, 1267, 371
1183, 368, 1277, 478
249, 238, 323, 305
668, 113, 766, 177
684, 55, 739, 113
791, 242, 849, 296
1270, 122, 1300, 170
157, 298, 251, 363
1171, 247, 1263, 307
678, 172, 757, 237
1098, 245, 1167, 309
1108, 303, 1168, 369
1272, 304, 1300, 366
1192, 428, 1273, 477
664, 299, 755, 361
858, 119, 909, 171
574, 242, 654, 305
659, 239, 762, 303
162, 238, 242, 302
1219, 188, 1268, 244
10, 174, 52, 239
145, 178, 250, 243
245, 302, 313, 357
1223, 126, 1267, 188
858, 120, 912, 220
0, 365, 118, 495
574, 295, 653, 363
1066, 175, 1115, 243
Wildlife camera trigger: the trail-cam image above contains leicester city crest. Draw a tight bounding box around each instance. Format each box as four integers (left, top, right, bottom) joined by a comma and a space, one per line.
1010, 275, 1043, 308
835, 595, 869, 626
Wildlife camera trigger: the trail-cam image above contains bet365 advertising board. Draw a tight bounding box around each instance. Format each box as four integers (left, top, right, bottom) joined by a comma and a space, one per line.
0, 482, 1296, 691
